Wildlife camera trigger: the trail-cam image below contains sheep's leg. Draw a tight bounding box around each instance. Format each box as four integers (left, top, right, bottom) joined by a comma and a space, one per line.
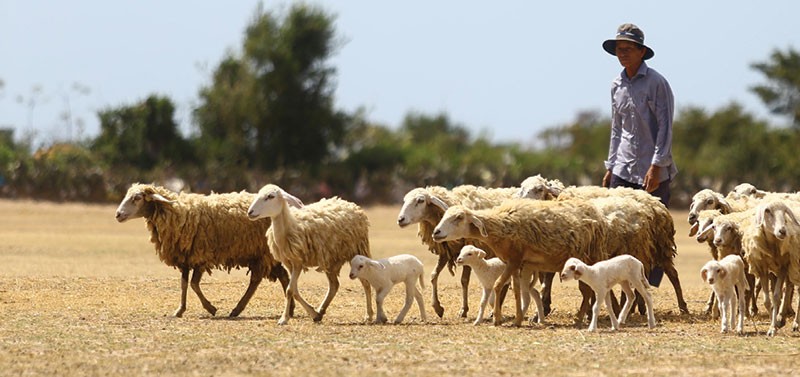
280, 266, 317, 325
492, 262, 517, 326
190, 269, 217, 316
519, 266, 533, 318
539, 272, 554, 316
763, 274, 774, 314
792, 286, 800, 332
375, 287, 390, 324
575, 281, 594, 324
703, 290, 716, 316
528, 287, 545, 325
430, 254, 448, 318
639, 284, 657, 329
360, 278, 374, 322
229, 267, 263, 317
458, 265, 471, 318
474, 288, 491, 325
736, 286, 746, 334
778, 280, 794, 327
605, 291, 620, 330
315, 271, 340, 321
618, 282, 635, 325
272, 263, 295, 318
746, 272, 758, 317
718, 295, 729, 333
767, 273, 785, 336
511, 270, 524, 327
174, 268, 190, 317
664, 264, 689, 314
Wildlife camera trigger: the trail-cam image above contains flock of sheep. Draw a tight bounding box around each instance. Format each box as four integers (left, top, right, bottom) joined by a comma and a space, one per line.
113, 177, 800, 335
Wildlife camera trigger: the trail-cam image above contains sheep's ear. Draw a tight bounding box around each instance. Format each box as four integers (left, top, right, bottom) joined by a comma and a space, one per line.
701, 268, 708, 282
786, 207, 800, 227
755, 207, 765, 227
718, 268, 727, 279
280, 190, 304, 209
469, 214, 487, 237
369, 260, 386, 270
476, 249, 487, 259
545, 181, 563, 199
696, 222, 714, 242
688, 222, 699, 237
717, 197, 733, 214
573, 265, 583, 279
428, 195, 449, 211
148, 192, 174, 204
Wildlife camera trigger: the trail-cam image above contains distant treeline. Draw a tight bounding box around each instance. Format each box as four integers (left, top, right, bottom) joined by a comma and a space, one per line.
1, 4, 798, 208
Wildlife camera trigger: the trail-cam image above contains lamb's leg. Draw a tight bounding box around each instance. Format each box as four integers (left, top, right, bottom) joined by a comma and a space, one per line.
375, 287, 390, 324
174, 268, 190, 317
315, 271, 340, 321
519, 266, 533, 317
618, 281, 635, 325
511, 270, 524, 327
638, 283, 657, 329
458, 265, 471, 318
528, 287, 545, 325
588, 289, 603, 331
430, 254, 448, 318
664, 264, 689, 314
605, 291, 620, 331
394, 282, 416, 324
280, 266, 317, 325
413, 283, 426, 323
492, 262, 517, 326
360, 278, 374, 322
474, 288, 491, 325
736, 286, 745, 334
539, 272, 554, 316
229, 265, 264, 317
189, 269, 218, 316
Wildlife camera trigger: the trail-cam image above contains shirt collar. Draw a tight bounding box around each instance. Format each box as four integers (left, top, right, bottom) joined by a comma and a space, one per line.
620, 61, 649, 82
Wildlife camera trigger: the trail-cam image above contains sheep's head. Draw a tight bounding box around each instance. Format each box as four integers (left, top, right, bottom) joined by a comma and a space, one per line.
348, 255, 383, 279
517, 175, 562, 200
397, 188, 449, 227
690, 210, 721, 240
712, 220, 739, 248
730, 183, 765, 199
248, 184, 304, 220
700, 260, 725, 285
688, 189, 731, 225
115, 183, 175, 223
432, 206, 485, 242
559, 257, 585, 282
755, 200, 800, 241
455, 245, 487, 266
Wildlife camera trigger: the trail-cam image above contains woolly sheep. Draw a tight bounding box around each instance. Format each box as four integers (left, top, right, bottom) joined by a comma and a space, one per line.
516, 174, 565, 200
348, 254, 426, 324
396, 185, 516, 318
560, 255, 656, 331
432, 198, 611, 326
728, 183, 800, 202
701, 254, 749, 334
455, 245, 545, 326
527, 184, 687, 315
687, 188, 755, 226
114, 183, 291, 318
247, 184, 374, 325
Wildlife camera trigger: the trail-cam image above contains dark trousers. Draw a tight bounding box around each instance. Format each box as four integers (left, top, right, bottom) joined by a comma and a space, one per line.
609, 174, 671, 208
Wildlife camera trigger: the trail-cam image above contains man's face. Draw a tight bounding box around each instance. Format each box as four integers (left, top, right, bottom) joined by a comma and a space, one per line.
615, 40, 646, 69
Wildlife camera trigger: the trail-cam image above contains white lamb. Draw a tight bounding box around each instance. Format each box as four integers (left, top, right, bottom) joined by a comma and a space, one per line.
348, 254, 426, 324
455, 245, 545, 326
701, 254, 749, 334
560, 255, 656, 331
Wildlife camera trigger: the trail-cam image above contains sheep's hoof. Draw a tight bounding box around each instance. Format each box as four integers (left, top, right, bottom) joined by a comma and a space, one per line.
767, 328, 776, 336
374, 317, 388, 324
229, 308, 242, 317
312, 313, 323, 323
433, 304, 445, 318
777, 316, 787, 328
277, 317, 289, 326
458, 307, 468, 318
173, 308, 186, 318
679, 305, 690, 315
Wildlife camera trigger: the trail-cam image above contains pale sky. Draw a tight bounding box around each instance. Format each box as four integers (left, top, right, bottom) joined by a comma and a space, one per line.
1, 1, 798, 148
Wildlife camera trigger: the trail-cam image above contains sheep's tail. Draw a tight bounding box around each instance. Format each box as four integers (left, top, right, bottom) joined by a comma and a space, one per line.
640, 262, 652, 289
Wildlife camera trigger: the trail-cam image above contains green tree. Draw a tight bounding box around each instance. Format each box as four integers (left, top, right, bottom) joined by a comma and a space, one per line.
92, 95, 192, 170
194, 4, 345, 173
751, 47, 800, 128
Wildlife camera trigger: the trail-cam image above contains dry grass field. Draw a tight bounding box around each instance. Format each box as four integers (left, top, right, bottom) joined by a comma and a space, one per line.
1, 199, 799, 376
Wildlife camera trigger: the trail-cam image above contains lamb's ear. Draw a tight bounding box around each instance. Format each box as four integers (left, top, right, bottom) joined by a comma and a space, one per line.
695, 222, 714, 242
718, 268, 727, 279
428, 195, 449, 211
573, 265, 583, 279
280, 190, 304, 209
688, 222, 699, 237
369, 260, 386, 270
755, 207, 765, 227
469, 214, 488, 237
476, 249, 487, 259
700, 268, 708, 282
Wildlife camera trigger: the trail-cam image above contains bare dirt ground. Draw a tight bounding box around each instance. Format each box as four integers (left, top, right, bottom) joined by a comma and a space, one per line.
1, 199, 799, 376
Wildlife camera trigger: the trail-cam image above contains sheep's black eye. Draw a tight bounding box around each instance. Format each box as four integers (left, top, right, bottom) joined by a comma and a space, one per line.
266, 194, 275, 201
569, 265, 576, 271
416, 197, 424, 204
706, 199, 713, 205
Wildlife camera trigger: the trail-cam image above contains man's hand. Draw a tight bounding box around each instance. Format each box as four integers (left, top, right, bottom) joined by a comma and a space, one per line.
643, 165, 660, 192
602, 170, 612, 188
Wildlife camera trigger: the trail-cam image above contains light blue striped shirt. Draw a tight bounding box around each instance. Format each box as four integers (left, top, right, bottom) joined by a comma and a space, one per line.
604, 62, 677, 185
